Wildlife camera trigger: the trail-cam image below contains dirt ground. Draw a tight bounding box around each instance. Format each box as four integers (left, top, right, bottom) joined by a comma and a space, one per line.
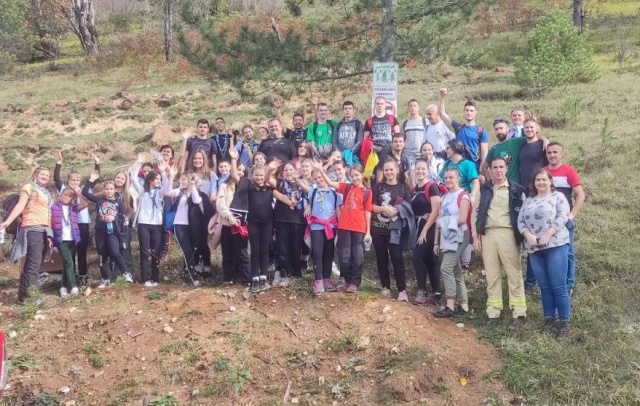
0, 260, 512, 406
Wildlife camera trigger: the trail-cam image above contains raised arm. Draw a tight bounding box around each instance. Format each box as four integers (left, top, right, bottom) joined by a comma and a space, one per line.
313, 161, 339, 190
228, 143, 240, 184
179, 130, 190, 174
82, 170, 101, 204
53, 149, 64, 192
129, 155, 144, 195
438, 88, 453, 128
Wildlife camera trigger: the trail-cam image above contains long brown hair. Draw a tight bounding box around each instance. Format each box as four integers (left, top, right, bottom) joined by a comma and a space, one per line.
529, 168, 555, 197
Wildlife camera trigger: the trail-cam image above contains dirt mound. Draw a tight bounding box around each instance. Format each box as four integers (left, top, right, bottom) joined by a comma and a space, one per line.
0, 267, 511, 405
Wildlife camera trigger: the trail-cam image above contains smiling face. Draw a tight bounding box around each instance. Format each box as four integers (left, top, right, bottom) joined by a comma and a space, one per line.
463, 105, 477, 121
350, 168, 363, 186
218, 161, 230, 176
114, 172, 127, 188
179, 174, 190, 190
546, 144, 563, 168
242, 127, 254, 141
392, 136, 404, 153
215, 119, 225, 133
524, 120, 538, 139
297, 144, 308, 157
254, 154, 266, 166
421, 143, 434, 160
258, 127, 269, 140
415, 160, 428, 181
333, 163, 346, 181
268, 120, 282, 137
317, 105, 329, 121
383, 161, 398, 182
160, 147, 173, 162
282, 163, 295, 181
293, 115, 304, 129
511, 109, 525, 126
494, 122, 509, 142
534, 171, 552, 194
444, 169, 460, 190
252, 167, 265, 185
104, 182, 116, 199
192, 152, 204, 169
33, 168, 50, 186
152, 174, 162, 188
237, 164, 246, 178
314, 171, 327, 188
425, 105, 439, 124
67, 173, 81, 189
60, 189, 75, 204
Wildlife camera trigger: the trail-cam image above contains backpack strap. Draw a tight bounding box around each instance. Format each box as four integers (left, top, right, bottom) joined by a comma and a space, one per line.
477, 125, 484, 145
454, 123, 464, 134
402, 119, 408, 135
422, 117, 428, 130
365, 118, 373, 138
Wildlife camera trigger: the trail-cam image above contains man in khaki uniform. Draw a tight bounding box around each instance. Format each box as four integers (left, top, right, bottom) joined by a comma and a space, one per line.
472, 157, 527, 333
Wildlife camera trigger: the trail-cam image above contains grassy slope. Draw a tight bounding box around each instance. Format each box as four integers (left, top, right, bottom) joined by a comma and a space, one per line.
1, 2, 640, 404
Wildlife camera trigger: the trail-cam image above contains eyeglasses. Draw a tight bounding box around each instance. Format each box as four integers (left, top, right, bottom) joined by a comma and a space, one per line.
493, 118, 509, 126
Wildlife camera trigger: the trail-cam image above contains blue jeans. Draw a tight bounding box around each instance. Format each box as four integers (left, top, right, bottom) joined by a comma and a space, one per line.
566, 219, 576, 290
529, 245, 570, 321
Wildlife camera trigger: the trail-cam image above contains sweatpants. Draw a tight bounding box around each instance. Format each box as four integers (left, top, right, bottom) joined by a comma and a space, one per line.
138, 223, 163, 283
274, 222, 305, 277
440, 230, 469, 302
372, 232, 406, 291
336, 229, 364, 286
248, 221, 272, 278
18, 228, 47, 302
95, 229, 129, 280
412, 223, 440, 294
174, 224, 197, 274
221, 225, 250, 283
76, 223, 90, 276
310, 229, 335, 281
58, 240, 78, 289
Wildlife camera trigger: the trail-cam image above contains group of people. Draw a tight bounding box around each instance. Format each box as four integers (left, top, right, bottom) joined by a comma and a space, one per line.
0, 90, 584, 341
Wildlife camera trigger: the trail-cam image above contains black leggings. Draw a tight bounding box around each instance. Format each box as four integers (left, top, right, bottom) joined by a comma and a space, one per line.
221, 224, 250, 283
412, 221, 440, 294
174, 224, 197, 273
336, 229, 364, 286
138, 223, 163, 283
372, 232, 406, 291
95, 229, 129, 280
76, 223, 90, 276
311, 229, 335, 281
249, 221, 272, 278
274, 222, 305, 277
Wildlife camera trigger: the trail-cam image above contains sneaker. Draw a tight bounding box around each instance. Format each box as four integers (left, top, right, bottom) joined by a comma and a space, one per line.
556, 321, 570, 343
60, 287, 68, 298
541, 318, 556, 334
280, 277, 290, 288
413, 290, 427, 306
454, 306, 469, 316
380, 288, 391, 298
250, 280, 260, 293
123, 273, 133, 283
152, 282, 159, 287
98, 279, 111, 289
272, 271, 282, 287
331, 262, 340, 276
336, 278, 347, 291
397, 291, 409, 302
143, 281, 155, 288
345, 283, 358, 294
485, 318, 499, 329
424, 293, 439, 306
507, 316, 526, 335
194, 264, 204, 274
259, 279, 270, 291
323, 279, 337, 292
433, 307, 455, 318
70, 287, 79, 296
311, 280, 324, 296
37, 272, 51, 288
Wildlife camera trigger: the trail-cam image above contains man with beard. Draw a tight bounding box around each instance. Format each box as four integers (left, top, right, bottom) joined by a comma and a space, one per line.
274, 96, 307, 148
258, 118, 297, 163
485, 118, 527, 184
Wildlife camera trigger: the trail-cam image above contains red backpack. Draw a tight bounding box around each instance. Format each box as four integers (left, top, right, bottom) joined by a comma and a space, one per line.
414, 181, 448, 204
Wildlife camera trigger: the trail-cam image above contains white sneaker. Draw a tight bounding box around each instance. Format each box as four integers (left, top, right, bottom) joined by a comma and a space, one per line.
195, 264, 204, 274
272, 271, 282, 287
60, 287, 68, 298
124, 273, 133, 283
70, 287, 79, 296
98, 279, 111, 289
381, 288, 391, 298
280, 277, 290, 288
152, 282, 159, 287
331, 262, 340, 276
143, 281, 155, 288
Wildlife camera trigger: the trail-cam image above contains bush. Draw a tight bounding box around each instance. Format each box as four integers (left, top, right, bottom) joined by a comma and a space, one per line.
514, 8, 599, 97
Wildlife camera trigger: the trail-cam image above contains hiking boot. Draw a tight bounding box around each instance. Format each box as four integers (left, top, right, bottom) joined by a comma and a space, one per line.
425, 293, 439, 306
485, 318, 499, 329
259, 279, 270, 291
345, 284, 358, 294
413, 290, 427, 305
280, 277, 290, 288
152, 282, 159, 287
37, 272, 51, 288
380, 288, 391, 298
397, 291, 409, 303
70, 287, 79, 296
541, 318, 556, 334
98, 279, 111, 289
123, 273, 133, 283
336, 277, 347, 291
556, 321, 571, 343
433, 307, 455, 318
60, 287, 69, 298
507, 316, 526, 335
250, 280, 260, 293
454, 306, 469, 316
323, 279, 337, 292
312, 280, 324, 296
272, 271, 283, 287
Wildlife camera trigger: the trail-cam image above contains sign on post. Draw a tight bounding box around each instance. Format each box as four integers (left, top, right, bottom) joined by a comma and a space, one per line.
371, 62, 399, 116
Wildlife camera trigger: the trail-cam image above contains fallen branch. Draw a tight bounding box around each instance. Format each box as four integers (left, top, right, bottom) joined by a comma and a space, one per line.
284, 322, 301, 340
210, 330, 245, 336
283, 380, 292, 404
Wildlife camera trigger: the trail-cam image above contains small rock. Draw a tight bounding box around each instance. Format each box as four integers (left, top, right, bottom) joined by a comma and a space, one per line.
171, 317, 178, 323
192, 389, 200, 397
227, 292, 236, 299
390, 347, 399, 354
84, 287, 92, 297
272, 299, 277, 303
318, 376, 325, 385
354, 365, 366, 372
59, 385, 71, 395
382, 305, 392, 314
291, 397, 299, 404
141, 357, 146, 362
65, 401, 76, 406
94, 371, 104, 378
229, 306, 237, 312
242, 291, 251, 300
34, 314, 46, 321
456, 323, 464, 328
57, 333, 65, 338
293, 310, 299, 316
357, 336, 370, 349
163, 325, 174, 334
136, 310, 143, 315
377, 315, 386, 323
335, 365, 342, 372
8, 331, 17, 338
69, 307, 78, 313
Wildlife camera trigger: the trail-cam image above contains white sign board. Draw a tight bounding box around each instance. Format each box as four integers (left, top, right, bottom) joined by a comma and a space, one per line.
371, 62, 399, 116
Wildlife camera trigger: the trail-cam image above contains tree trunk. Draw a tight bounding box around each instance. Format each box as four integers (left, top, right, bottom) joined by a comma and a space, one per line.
378, 0, 397, 62
31, 0, 60, 60
164, 0, 175, 63
71, 0, 99, 55
573, 0, 583, 34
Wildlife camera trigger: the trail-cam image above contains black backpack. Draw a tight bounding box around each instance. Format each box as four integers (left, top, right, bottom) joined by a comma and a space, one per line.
1, 193, 21, 237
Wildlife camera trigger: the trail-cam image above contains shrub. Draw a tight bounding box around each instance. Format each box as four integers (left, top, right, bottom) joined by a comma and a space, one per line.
514, 8, 599, 97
